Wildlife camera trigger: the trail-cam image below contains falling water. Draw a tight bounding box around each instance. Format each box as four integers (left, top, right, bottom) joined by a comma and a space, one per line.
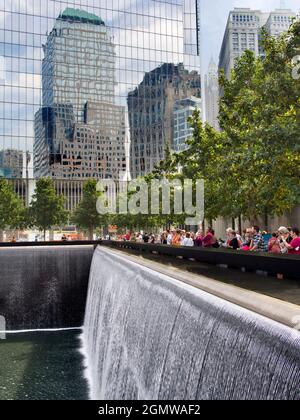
83, 247, 300, 400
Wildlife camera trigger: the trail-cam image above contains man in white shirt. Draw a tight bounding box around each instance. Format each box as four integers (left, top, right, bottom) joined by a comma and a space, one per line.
167, 230, 173, 245
182, 233, 194, 247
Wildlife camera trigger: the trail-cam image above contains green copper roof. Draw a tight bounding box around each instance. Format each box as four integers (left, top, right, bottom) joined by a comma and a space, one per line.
59, 8, 105, 26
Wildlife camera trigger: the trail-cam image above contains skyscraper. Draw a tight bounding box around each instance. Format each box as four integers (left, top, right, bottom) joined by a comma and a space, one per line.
34, 8, 127, 180
42, 8, 116, 122
0, 149, 23, 179
204, 58, 219, 131
173, 96, 202, 153
219, 8, 296, 78
128, 63, 201, 178
264, 9, 296, 37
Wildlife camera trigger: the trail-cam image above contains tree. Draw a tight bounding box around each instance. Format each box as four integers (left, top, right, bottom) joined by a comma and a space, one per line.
0, 179, 27, 242
29, 178, 67, 240
151, 112, 226, 225
218, 21, 300, 225
147, 19, 300, 229
145, 148, 186, 229
72, 179, 106, 240
176, 111, 226, 224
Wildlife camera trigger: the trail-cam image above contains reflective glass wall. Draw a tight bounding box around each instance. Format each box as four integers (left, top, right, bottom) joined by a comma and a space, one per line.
0, 0, 201, 180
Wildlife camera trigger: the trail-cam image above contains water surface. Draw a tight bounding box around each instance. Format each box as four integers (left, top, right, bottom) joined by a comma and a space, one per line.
0, 330, 89, 400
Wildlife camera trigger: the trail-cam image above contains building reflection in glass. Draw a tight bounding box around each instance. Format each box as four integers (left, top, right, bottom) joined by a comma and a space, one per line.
0, 0, 201, 180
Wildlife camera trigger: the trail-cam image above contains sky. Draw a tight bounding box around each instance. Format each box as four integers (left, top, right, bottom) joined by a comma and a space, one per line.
200, 0, 299, 73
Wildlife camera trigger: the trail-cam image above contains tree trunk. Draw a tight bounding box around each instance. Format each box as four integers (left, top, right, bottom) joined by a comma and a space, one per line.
232, 218, 236, 230
43, 229, 46, 241
88, 227, 94, 241
264, 210, 269, 233
250, 215, 259, 226
238, 215, 242, 235
0, 230, 4, 243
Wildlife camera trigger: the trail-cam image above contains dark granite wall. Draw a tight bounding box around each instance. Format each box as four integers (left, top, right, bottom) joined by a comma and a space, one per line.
0, 246, 94, 330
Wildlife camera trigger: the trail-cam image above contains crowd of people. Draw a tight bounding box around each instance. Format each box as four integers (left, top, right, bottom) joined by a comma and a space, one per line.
223, 226, 300, 255
118, 225, 300, 255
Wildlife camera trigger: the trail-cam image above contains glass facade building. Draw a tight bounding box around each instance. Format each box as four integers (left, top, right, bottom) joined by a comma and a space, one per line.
0, 0, 201, 180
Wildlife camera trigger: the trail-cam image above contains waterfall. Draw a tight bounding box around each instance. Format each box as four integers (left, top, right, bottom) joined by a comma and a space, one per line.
83, 247, 300, 400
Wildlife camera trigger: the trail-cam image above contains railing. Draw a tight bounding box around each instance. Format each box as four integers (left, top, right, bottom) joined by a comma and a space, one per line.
0, 240, 101, 248
101, 241, 300, 281
1, 239, 299, 280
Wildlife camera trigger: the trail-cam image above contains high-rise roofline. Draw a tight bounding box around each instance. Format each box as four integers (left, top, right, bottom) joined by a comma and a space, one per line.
58, 8, 105, 26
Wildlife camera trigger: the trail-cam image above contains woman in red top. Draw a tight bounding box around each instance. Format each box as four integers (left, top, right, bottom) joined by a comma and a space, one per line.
203, 228, 219, 248
195, 229, 204, 247
282, 227, 300, 255
268, 233, 281, 254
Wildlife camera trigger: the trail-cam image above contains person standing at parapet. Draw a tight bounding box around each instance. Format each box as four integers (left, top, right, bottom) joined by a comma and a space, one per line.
166, 230, 173, 245
203, 228, 219, 248
281, 228, 300, 255
268, 233, 281, 254
182, 233, 194, 247
249, 226, 264, 252
227, 231, 240, 250
225, 228, 233, 247
195, 230, 204, 247
180, 230, 186, 246
278, 227, 291, 254
161, 232, 167, 245
172, 230, 182, 246
143, 233, 150, 243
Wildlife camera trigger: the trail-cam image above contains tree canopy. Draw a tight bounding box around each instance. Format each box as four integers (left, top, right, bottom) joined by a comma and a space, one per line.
217, 23, 300, 220
72, 179, 107, 239
0, 179, 27, 240
145, 19, 300, 228
29, 178, 68, 240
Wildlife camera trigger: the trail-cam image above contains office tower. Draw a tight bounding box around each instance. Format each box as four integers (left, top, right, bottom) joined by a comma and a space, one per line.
55, 102, 127, 180
0, 149, 23, 179
264, 9, 297, 37
219, 8, 296, 78
173, 97, 202, 153
204, 58, 220, 131
128, 64, 201, 178
41, 8, 116, 123
34, 8, 126, 179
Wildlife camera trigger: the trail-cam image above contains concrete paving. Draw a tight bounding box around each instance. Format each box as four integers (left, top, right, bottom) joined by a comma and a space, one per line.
110, 247, 300, 306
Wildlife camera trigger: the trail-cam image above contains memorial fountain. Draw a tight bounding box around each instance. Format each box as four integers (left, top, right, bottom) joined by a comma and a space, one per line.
1, 245, 300, 400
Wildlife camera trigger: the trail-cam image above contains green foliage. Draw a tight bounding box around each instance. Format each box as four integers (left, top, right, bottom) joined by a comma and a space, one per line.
72, 179, 106, 239
145, 146, 187, 228
140, 20, 300, 226
176, 111, 226, 221
107, 168, 187, 232
0, 179, 27, 233
217, 21, 300, 220
29, 178, 68, 239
